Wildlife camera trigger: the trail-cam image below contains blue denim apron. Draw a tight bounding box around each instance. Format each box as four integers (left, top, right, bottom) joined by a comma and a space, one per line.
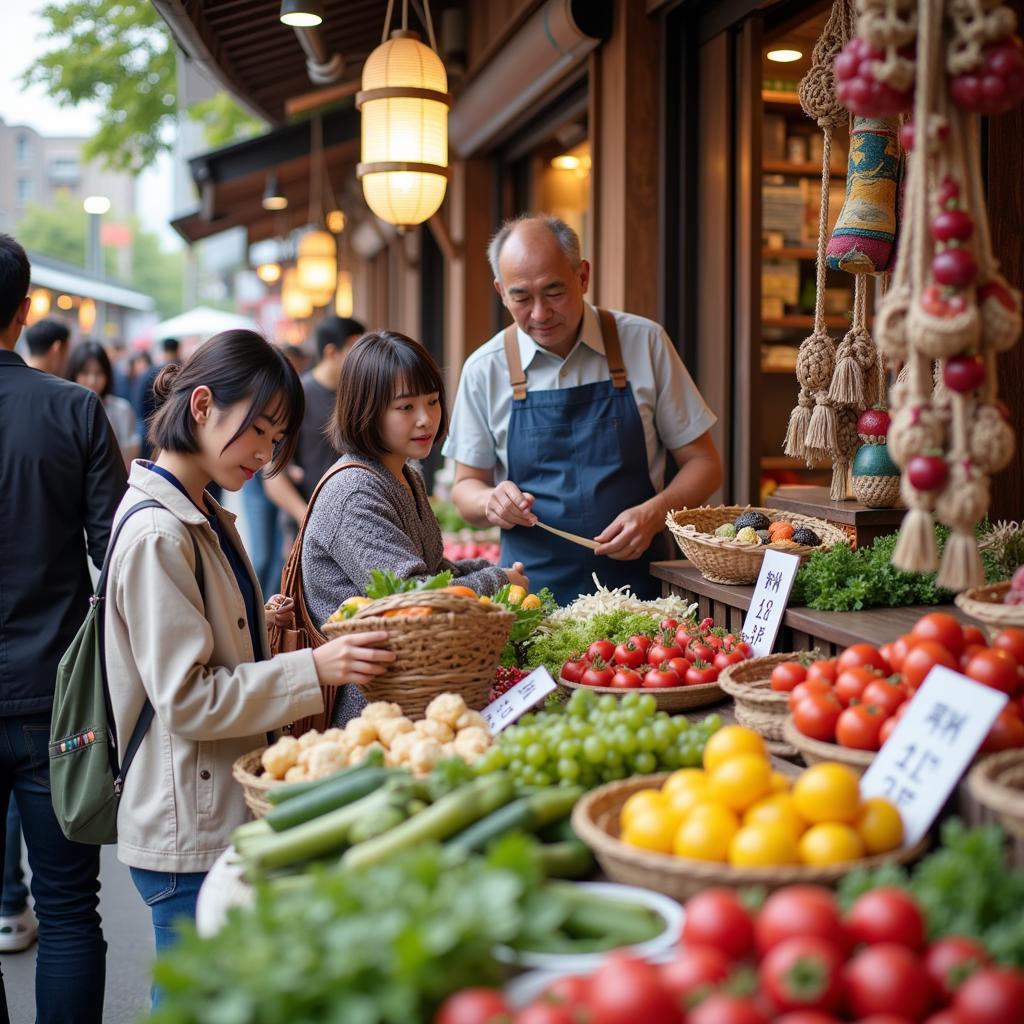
501, 309, 664, 605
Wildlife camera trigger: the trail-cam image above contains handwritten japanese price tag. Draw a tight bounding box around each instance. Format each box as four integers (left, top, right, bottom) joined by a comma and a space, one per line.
481, 666, 558, 734
740, 549, 801, 657
860, 666, 1008, 846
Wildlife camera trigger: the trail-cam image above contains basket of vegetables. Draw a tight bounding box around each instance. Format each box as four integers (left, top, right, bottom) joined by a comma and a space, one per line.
956, 578, 1024, 630
782, 717, 876, 776
666, 505, 847, 585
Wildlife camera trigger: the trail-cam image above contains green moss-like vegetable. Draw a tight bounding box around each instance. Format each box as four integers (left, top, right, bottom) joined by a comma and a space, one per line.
525, 611, 664, 677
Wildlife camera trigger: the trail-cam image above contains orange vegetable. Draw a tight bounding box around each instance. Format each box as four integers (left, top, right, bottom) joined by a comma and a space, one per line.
768, 522, 794, 542
440, 585, 477, 599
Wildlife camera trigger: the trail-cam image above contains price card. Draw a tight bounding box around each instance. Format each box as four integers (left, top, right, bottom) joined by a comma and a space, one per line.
860, 666, 1008, 846
481, 666, 558, 734
740, 549, 801, 657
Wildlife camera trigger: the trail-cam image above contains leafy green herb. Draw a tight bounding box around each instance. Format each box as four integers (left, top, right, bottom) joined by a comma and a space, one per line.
525, 610, 662, 677
493, 585, 558, 667
364, 568, 454, 599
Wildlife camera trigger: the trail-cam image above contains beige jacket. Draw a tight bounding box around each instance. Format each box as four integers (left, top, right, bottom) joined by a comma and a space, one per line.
105, 463, 323, 871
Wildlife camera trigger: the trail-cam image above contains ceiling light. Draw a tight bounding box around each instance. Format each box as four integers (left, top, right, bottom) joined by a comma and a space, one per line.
57, 294, 74, 310
261, 172, 288, 211
256, 262, 282, 284
551, 154, 580, 171
335, 270, 354, 318
83, 195, 111, 215
326, 209, 346, 233
280, 0, 323, 28
767, 48, 803, 63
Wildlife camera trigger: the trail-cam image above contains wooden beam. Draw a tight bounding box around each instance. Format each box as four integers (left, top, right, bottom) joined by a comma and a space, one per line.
284, 79, 361, 117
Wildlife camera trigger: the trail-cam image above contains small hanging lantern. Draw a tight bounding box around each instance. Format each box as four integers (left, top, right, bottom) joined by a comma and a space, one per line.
335, 269, 354, 317
358, 0, 449, 227
296, 229, 337, 305
281, 268, 313, 320
29, 288, 51, 320
78, 298, 97, 333
256, 262, 282, 284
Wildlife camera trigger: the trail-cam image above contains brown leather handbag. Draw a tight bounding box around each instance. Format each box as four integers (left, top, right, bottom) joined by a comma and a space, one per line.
269, 461, 378, 732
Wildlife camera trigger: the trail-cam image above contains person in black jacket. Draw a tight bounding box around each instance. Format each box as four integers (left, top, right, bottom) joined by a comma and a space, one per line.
0, 234, 126, 1024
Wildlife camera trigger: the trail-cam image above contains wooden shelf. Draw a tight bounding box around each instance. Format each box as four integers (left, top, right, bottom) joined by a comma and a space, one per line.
763, 246, 818, 260
762, 90, 802, 107
762, 456, 831, 470
764, 160, 846, 178
763, 314, 850, 329
761, 364, 798, 374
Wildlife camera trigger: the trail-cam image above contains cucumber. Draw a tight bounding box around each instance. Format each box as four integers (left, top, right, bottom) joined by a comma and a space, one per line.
535, 838, 595, 879
562, 902, 663, 945
446, 785, 583, 854
264, 748, 385, 805
265, 767, 391, 832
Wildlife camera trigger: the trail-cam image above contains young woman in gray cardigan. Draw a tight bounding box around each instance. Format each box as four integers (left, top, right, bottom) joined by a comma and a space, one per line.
301, 330, 529, 723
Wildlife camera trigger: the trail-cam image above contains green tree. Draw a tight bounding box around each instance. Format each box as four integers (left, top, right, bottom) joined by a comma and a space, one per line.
23, 1, 262, 174
130, 226, 184, 319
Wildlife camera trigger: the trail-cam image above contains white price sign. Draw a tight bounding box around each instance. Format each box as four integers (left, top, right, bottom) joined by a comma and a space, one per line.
740, 549, 801, 657
860, 666, 1008, 846
481, 666, 558, 734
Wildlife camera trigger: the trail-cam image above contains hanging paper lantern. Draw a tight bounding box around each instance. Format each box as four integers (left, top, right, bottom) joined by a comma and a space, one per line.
297, 230, 337, 306
281, 268, 313, 320
29, 288, 51, 320
357, 30, 449, 227
335, 270, 354, 318
78, 298, 96, 332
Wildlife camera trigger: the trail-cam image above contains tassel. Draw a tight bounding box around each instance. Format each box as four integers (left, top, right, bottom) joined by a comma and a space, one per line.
936, 530, 986, 591
827, 348, 866, 406
830, 461, 850, 501
892, 507, 939, 573
784, 403, 812, 459
805, 401, 838, 455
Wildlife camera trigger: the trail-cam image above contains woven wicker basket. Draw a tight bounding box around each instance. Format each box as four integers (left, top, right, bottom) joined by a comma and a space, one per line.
558, 676, 727, 713
231, 747, 278, 819
321, 591, 515, 719
666, 506, 848, 585
955, 582, 1024, 630
782, 716, 875, 776
968, 749, 1024, 839
571, 774, 928, 900
717, 653, 824, 756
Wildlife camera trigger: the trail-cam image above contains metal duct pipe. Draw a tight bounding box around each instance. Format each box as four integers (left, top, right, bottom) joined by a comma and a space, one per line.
448, 0, 611, 157
293, 26, 345, 85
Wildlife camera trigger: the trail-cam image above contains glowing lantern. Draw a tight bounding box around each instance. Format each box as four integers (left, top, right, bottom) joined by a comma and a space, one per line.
79, 298, 97, 332
281, 268, 313, 320
357, 27, 449, 227
57, 293, 74, 310
335, 270, 354, 318
256, 262, 282, 284
29, 288, 51, 320
296, 230, 336, 306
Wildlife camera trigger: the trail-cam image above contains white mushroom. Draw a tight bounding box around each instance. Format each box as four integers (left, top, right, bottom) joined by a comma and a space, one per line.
260, 736, 299, 779
425, 692, 468, 729
454, 710, 490, 734
376, 716, 414, 748
361, 701, 403, 723
453, 726, 491, 762
414, 718, 454, 744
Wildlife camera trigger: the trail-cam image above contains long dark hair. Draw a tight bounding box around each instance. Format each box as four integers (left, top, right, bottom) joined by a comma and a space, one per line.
149, 329, 305, 475
66, 339, 112, 397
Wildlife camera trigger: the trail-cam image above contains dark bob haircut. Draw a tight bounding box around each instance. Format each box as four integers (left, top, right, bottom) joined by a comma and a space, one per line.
0, 233, 30, 331
66, 339, 113, 397
330, 330, 447, 459
149, 329, 305, 475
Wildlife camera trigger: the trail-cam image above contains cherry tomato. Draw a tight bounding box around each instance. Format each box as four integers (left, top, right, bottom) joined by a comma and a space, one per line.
686, 663, 719, 686
688, 641, 715, 664
645, 666, 682, 688
682, 888, 755, 960
660, 618, 679, 632
902, 641, 958, 690
962, 624, 988, 648
773, 1015, 844, 1024
992, 628, 1024, 666
689, 994, 769, 1024
561, 656, 590, 683
793, 692, 842, 742
613, 640, 646, 669
630, 634, 653, 653
952, 966, 1024, 1024
516, 1004, 575, 1024
838, 643, 891, 675
541, 975, 591, 1012
806, 659, 839, 686
760, 935, 844, 1014
960, 643, 989, 670
862, 677, 908, 717
714, 649, 746, 672
980, 707, 1024, 753
925, 936, 989, 1001
705, 634, 725, 651
587, 639, 616, 663
755, 885, 846, 956
674, 625, 693, 648
965, 649, 1021, 698
435, 988, 511, 1024
658, 944, 731, 1007
586, 953, 683, 1024
789, 679, 834, 712
581, 662, 614, 687
879, 714, 899, 746
836, 703, 887, 750
649, 641, 684, 665
699, 617, 715, 631
771, 661, 808, 692
911, 612, 966, 657
733, 641, 755, 659
886, 634, 917, 673
610, 667, 643, 689
843, 943, 934, 1020
834, 666, 881, 707
847, 888, 926, 950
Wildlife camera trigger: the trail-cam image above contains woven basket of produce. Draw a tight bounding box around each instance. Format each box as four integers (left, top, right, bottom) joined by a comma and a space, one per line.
955, 582, 1024, 630
571, 774, 927, 901
666, 506, 847, 585
557, 676, 726, 712
322, 591, 515, 719
717, 653, 822, 756
968, 749, 1024, 840
782, 717, 875, 776
231, 747, 277, 819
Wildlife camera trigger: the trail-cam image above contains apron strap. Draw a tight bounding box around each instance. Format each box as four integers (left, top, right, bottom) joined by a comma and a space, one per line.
597, 308, 627, 389
503, 323, 528, 400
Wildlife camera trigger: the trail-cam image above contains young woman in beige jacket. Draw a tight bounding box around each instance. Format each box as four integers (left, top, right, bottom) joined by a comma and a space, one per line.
104, 330, 395, 973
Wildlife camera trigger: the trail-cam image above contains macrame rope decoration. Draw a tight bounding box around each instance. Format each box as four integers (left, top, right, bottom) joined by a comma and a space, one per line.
842, 0, 1024, 589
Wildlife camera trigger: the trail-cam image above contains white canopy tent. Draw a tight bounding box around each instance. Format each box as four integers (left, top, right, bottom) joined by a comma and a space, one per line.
150, 306, 259, 340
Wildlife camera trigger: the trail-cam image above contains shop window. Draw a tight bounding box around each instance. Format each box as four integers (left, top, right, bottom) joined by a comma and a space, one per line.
16, 134, 32, 167
16, 177, 33, 205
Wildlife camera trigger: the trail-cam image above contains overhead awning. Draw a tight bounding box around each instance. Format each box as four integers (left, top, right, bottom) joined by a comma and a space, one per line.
171, 106, 360, 245
28, 253, 156, 312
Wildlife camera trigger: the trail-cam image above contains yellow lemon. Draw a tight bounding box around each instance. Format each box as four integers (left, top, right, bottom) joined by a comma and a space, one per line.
662, 768, 708, 799
707, 753, 772, 813
799, 822, 865, 866
621, 788, 670, 828
728, 822, 800, 867
672, 803, 739, 861
743, 793, 808, 837
620, 807, 677, 854
702, 725, 767, 772
770, 770, 792, 793
792, 762, 862, 824
857, 797, 904, 854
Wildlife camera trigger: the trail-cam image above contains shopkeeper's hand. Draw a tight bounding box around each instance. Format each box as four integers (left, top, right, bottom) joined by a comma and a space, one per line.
313, 631, 396, 687
593, 502, 662, 561
265, 594, 295, 628
484, 480, 538, 530
502, 562, 529, 590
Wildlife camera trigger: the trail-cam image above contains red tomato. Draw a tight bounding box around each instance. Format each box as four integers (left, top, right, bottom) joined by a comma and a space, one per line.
887, 634, 917, 673
756, 885, 846, 956
581, 663, 614, 687
660, 618, 679, 632
630, 634, 653, 653
587, 639, 616, 663
645, 667, 682, 688
879, 714, 900, 746
911, 612, 966, 657
847, 888, 926, 950
688, 641, 715, 664
771, 662, 808, 692
761, 935, 844, 1013
541, 975, 590, 1011
773, 1015, 844, 1024
435, 988, 511, 1024
980, 707, 1024, 753
789, 679, 835, 712
835, 666, 881, 707
515, 1004, 575, 1024
807, 659, 839, 686
836, 703, 887, 750
925, 936, 990, 1002
992, 628, 1024, 666
705, 634, 725, 651
683, 888, 756, 960
610, 667, 643, 689
844, 943, 934, 1020
838, 642, 891, 675
613, 640, 646, 669
733, 641, 755, 659
960, 643, 988, 670
963, 624, 988, 648
658, 944, 731, 1007
561, 657, 590, 683
714, 649, 746, 672
952, 967, 1024, 1024
793, 692, 842, 742
674, 625, 693, 648
965, 649, 1021, 697
902, 641, 958, 690
667, 656, 692, 676
650, 640, 684, 665
920, 1011, 963, 1024
699, 617, 715, 631
688, 994, 769, 1024
685, 663, 719, 686
586, 953, 683, 1024
856, 1017, 917, 1024
862, 677, 908, 717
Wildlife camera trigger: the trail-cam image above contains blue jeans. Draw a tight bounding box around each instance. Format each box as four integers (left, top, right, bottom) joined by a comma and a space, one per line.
129, 867, 205, 1007
1, 802, 28, 915
242, 474, 284, 596
0, 712, 106, 1024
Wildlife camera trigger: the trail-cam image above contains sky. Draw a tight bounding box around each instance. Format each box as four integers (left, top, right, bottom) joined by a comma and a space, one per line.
0, 3, 180, 249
